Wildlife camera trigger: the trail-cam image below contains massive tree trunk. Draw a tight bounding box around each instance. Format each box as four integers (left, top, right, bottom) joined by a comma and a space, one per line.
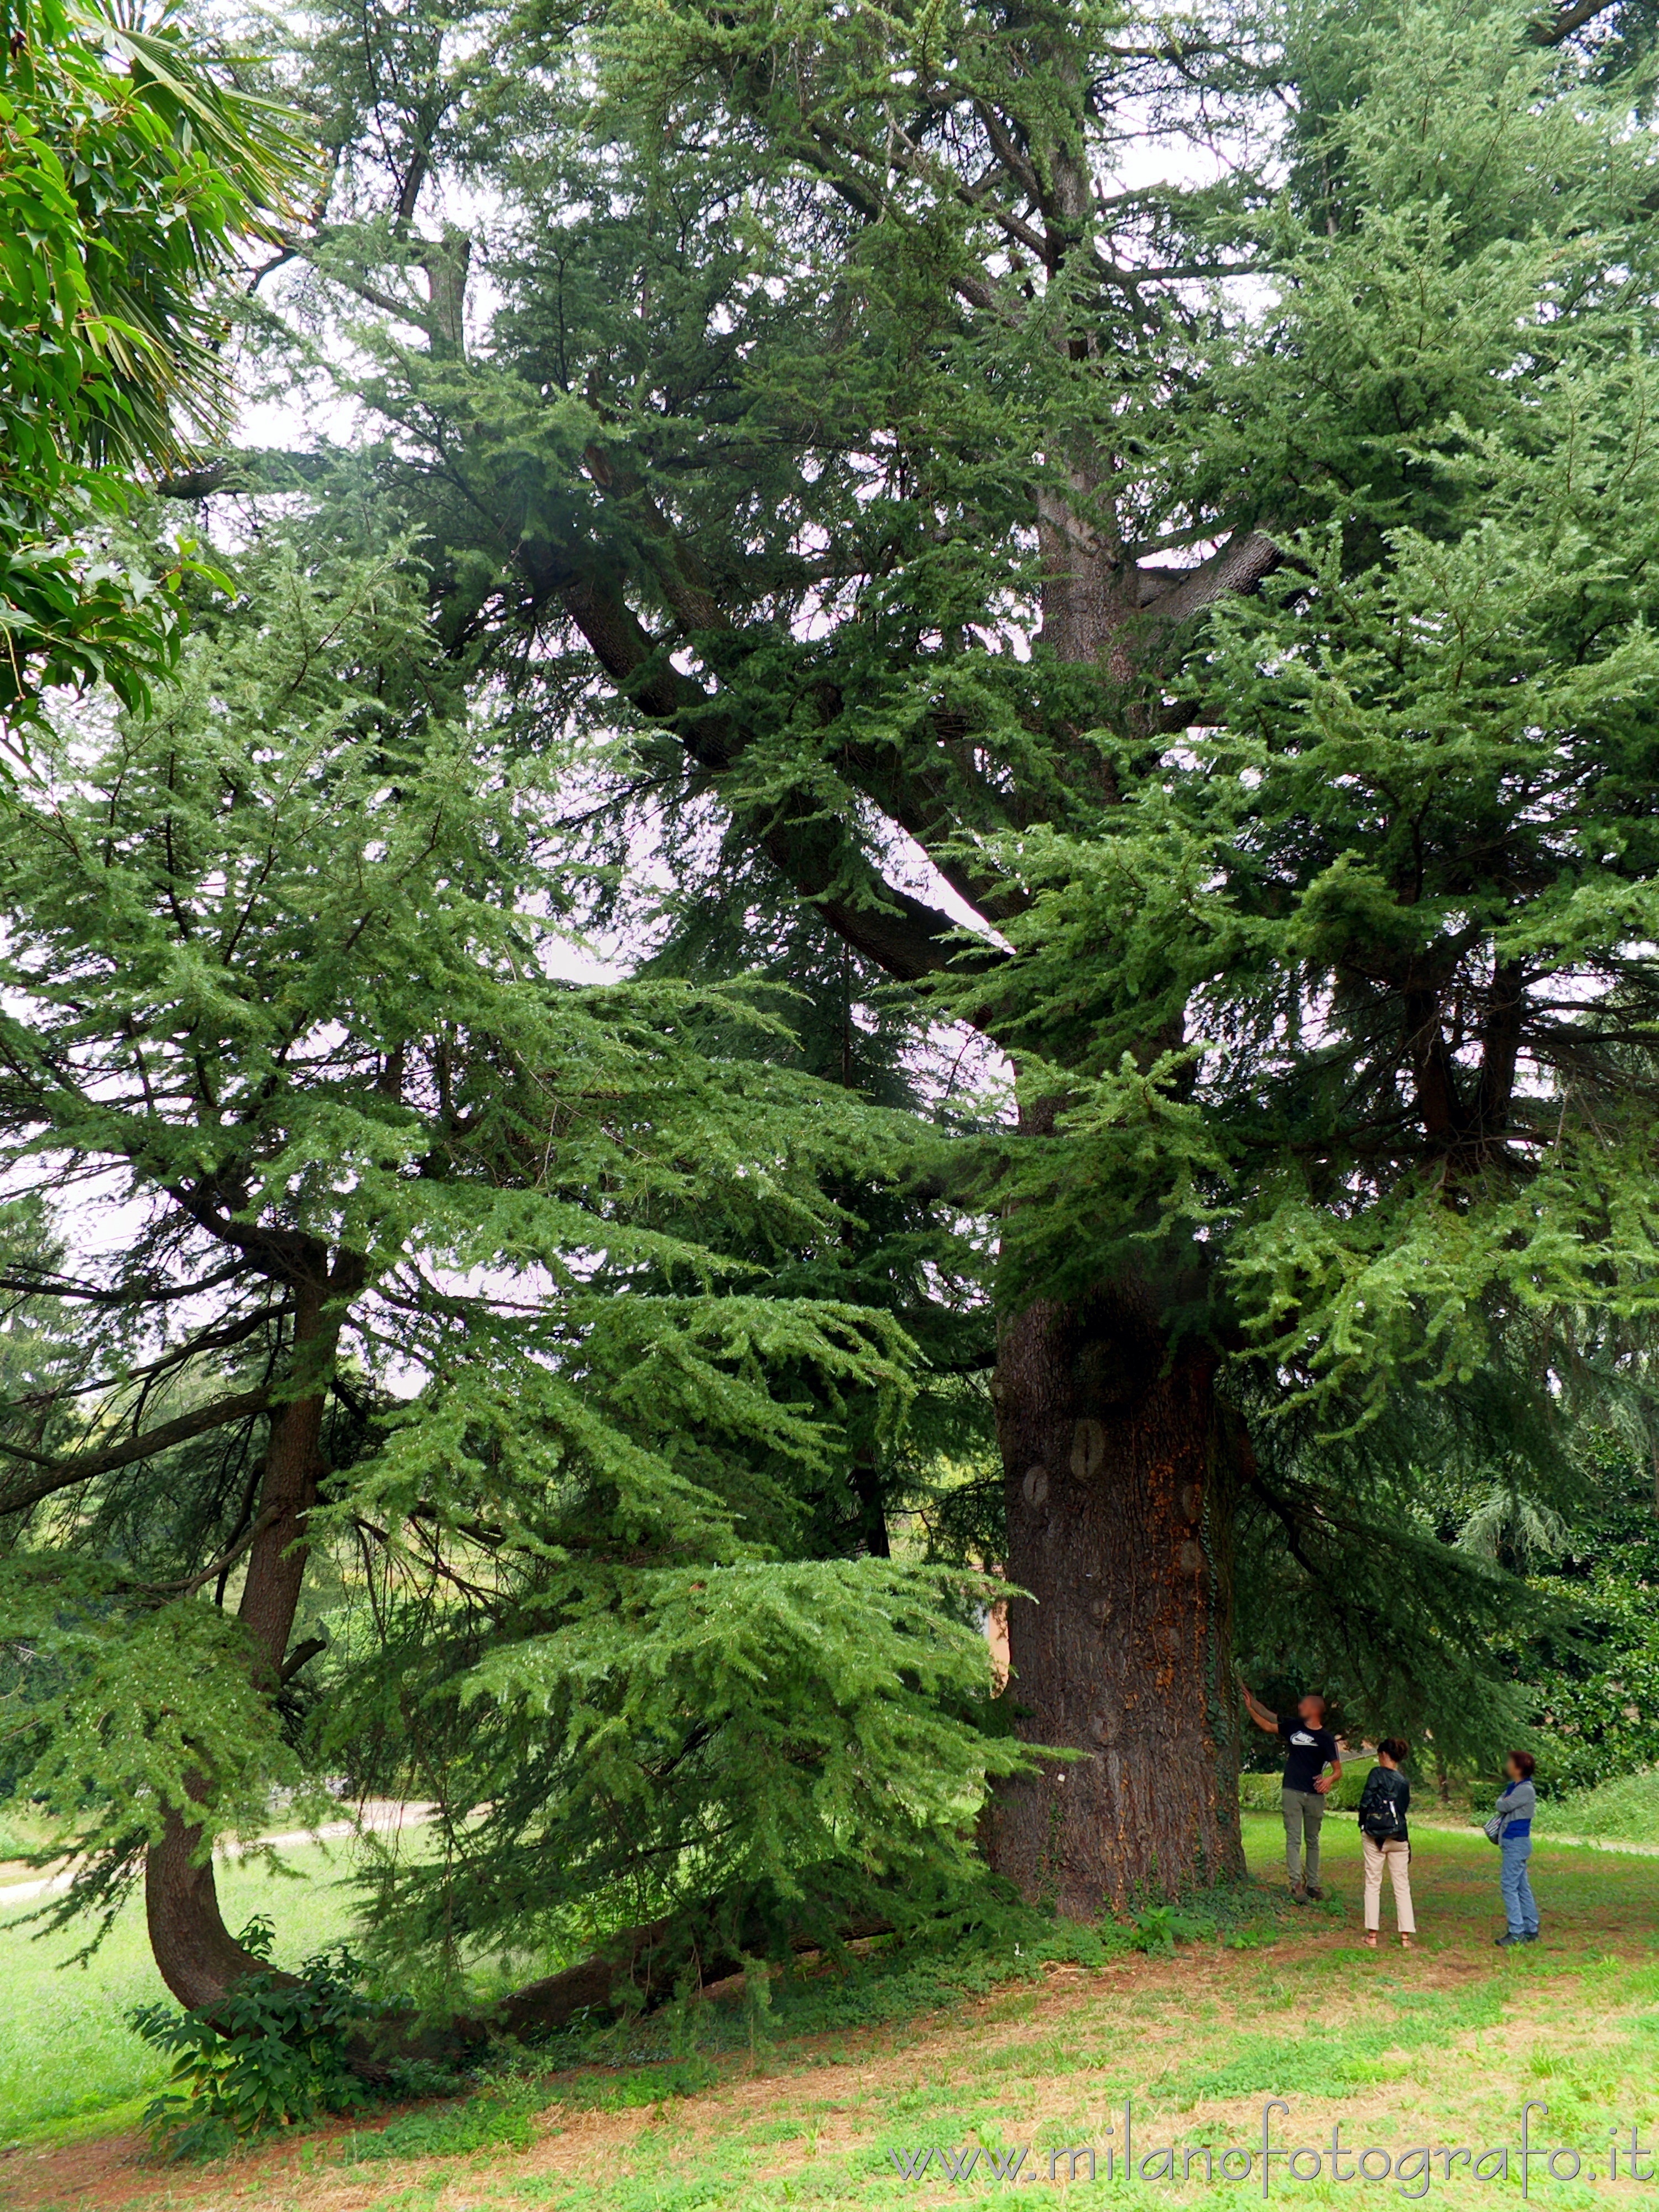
145, 1274, 343, 2010
984, 1283, 1243, 1912
964, 260, 1247, 1905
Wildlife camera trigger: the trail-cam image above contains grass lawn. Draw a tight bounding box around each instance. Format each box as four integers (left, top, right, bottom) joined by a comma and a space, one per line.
0, 1843, 364, 2150
2, 1812, 1658, 2209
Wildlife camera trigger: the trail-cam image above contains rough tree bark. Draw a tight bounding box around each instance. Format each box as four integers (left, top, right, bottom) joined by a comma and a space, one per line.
983, 1286, 1243, 1910
966, 100, 1250, 1900
144, 1802, 282, 2014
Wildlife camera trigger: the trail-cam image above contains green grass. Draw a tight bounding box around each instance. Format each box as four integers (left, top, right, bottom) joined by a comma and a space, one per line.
1553, 1765, 1659, 1844
6, 1814, 1659, 2210
0, 1841, 363, 2144
0, 1830, 1293, 2161
477, 1816, 1658, 2212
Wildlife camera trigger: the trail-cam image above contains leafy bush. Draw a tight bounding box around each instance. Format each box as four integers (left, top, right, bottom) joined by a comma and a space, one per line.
1522, 1511, 1659, 1792
1239, 1770, 1280, 1812
1240, 1761, 1376, 1813
129, 1921, 383, 2157
1131, 1905, 1215, 1954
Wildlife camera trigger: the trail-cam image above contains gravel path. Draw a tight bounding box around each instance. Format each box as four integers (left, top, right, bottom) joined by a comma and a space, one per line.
0, 1798, 432, 1907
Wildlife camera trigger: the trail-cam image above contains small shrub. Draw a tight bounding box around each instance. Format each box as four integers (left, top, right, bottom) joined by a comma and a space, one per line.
129, 1923, 383, 2158
1132, 1906, 1175, 1954
1130, 1905, 1216, 1954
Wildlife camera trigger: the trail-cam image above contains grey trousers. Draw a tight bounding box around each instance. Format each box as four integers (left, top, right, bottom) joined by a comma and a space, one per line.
1282, 1787, 1326, 1888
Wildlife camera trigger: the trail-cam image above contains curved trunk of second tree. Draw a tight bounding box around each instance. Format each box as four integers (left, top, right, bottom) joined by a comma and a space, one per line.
984, 1286, 1243, 1913
144, 1798, 283, 2011
144, 1283, 337, 2010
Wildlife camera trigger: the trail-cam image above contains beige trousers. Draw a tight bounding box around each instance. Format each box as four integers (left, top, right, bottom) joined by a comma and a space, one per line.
1362, 1836, 1415, 1932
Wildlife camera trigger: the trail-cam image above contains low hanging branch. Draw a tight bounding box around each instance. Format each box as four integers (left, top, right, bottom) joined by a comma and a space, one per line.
432, 1901, 901, 2056
0, 1387, 270, 1517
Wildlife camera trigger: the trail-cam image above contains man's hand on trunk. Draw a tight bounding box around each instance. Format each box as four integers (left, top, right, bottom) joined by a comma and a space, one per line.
1236, 1677, 1279, 1734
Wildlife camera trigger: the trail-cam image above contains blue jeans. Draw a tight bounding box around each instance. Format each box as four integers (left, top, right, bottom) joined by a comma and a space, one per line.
1500, 1837, 1538, 1937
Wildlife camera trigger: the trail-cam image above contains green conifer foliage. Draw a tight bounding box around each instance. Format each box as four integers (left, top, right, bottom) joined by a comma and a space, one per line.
0, 534, 1021, 2012
176, 0, 1659, 1910
972, 2, 1659, 1393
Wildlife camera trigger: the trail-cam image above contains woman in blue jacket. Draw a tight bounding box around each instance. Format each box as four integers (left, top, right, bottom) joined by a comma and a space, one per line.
1494, 1750, 1540, 1948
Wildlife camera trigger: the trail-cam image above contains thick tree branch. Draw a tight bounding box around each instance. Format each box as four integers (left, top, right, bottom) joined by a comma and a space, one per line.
1532, 0, 1623, 43
1136, 530, 1281, 632
163, 1183, 326, 1283
538, 553, 974, 983
280, 1634, 328, 1683
0, 1388, 270, 1517
1477, 960, 1527, 1138
450, 1902, 897, 2047
581, 446, 728, 638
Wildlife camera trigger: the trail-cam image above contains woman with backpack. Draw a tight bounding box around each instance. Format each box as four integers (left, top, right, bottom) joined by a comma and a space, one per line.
1358, 1739, 1415, 1949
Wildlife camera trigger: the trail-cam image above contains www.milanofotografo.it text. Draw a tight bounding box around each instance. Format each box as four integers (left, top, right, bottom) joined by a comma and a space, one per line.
885, 2102, 1657, 2195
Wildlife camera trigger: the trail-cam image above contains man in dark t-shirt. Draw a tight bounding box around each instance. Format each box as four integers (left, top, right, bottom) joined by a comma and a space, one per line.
1240, 1681, 1342, 1900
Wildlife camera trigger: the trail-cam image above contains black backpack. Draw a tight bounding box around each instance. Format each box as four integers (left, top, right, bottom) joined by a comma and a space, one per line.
1360, 1775, 1406, 1842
